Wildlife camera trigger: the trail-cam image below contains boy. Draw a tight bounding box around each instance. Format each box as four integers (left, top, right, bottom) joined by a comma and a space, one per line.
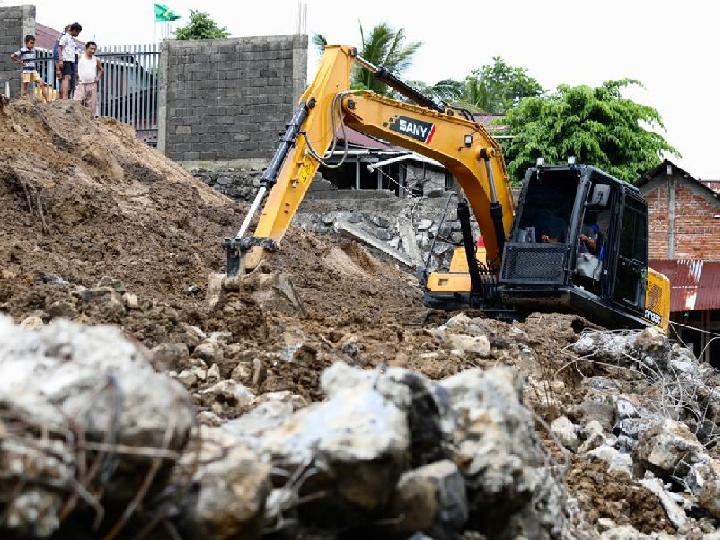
74, 42, 103, 113
10, 35, 49, 102
53, 25, 76, 97
57, 22, 82, 99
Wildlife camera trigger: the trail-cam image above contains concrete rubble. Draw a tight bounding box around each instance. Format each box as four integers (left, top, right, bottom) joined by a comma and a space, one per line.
193, 166, 468, 271
1, 100, 719, 538
0, 315, 575, 539
3, 304, 720, 539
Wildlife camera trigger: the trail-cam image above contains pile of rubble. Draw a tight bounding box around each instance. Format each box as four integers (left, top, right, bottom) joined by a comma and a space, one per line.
3, 302, 720, 539
0, 315, 566, 539
192, 167, 264, 202
2, 99, 720, 539
191, 166, 469, 271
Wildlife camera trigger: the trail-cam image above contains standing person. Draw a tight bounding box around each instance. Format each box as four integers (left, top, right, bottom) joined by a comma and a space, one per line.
74, 42, 103, 114
53, 25, 75, 95
57, 22, 82, 99
10, 34, 49, 102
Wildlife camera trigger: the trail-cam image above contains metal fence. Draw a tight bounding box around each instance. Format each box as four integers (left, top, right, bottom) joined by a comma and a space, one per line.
36, 44, 160, 145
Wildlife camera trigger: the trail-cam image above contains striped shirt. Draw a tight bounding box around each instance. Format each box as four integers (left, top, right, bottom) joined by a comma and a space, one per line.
14, 47, 36, 72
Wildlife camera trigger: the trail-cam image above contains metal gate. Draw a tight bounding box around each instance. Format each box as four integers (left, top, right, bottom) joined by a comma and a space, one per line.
36, 44, 160, 145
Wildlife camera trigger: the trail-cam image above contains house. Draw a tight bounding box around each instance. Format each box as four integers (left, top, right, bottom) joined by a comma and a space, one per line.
319, 113, 506, 197
637, 159, 720, 363
319, 126, 452, 196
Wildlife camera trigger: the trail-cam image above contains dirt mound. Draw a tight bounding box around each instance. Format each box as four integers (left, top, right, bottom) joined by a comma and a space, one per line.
0, 97, 241, 309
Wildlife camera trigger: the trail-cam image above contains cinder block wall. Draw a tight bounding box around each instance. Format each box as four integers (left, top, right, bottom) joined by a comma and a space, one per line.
0, 5, 35, 97
641, 175, 720, 260
158, 35, 308, 170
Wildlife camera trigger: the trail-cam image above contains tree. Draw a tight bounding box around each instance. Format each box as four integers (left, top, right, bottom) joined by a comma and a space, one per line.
174, 10, 229, 40
312, 34, 328, 54
503, 79, 679, 184
409, 79, 464, 102
312, 22, 421, 95
461, 57, 543, 113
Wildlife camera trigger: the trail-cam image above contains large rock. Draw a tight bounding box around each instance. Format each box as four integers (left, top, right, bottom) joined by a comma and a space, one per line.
320, 362, 451, 467
634, 418, 705, 477
439, 366, 564, 536
256, 364, 411, 526
389, 460, 467, 540
177, 427, 271, 540
0, 316, 194, 537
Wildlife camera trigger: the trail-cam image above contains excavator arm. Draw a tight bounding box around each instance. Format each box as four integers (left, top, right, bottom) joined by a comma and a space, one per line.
225, 45, 513, 276
341, 92, 514, 266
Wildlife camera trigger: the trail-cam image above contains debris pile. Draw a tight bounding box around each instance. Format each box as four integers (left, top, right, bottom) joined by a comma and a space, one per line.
0, 315, 567, 539
1, 100, 719, 539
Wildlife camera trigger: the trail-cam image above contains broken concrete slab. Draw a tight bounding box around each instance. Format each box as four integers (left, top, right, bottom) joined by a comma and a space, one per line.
634, 418, 705, 477
336, 218, 416, 267
177, 427, 271, 540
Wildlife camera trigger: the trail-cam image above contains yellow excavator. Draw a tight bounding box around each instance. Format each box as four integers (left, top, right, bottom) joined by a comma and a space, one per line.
223, 45, 671, 331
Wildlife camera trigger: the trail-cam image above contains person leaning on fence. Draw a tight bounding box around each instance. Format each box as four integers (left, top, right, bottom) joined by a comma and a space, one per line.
57, 22, 82, 99
10, 34, 49, 102
74, 42, 103, 114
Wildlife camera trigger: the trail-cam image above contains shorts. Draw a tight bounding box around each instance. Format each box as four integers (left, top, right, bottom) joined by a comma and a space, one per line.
61, 61, 75, 78
21, 71, 44, 84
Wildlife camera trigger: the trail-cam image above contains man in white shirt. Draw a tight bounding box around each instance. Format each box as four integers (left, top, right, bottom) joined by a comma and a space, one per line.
74, 42, 103, 113
57, 22, 82, 99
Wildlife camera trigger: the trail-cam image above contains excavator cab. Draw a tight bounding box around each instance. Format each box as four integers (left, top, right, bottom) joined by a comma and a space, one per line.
498, 163, 670, 329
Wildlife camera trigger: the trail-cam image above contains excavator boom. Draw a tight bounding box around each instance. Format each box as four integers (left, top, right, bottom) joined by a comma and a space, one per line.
225, 45, 512, 275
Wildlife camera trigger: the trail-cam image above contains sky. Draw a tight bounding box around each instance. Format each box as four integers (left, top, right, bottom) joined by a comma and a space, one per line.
7, 0, 719, 179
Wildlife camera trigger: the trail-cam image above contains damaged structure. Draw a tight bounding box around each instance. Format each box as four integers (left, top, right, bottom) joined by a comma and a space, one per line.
638, 159, 720, 362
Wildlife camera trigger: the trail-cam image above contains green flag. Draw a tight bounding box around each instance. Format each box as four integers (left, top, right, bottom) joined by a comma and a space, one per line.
154, 3, 181, 22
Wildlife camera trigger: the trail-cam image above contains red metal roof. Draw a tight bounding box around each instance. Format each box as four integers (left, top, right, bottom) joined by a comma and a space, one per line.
336, 127, 391, 150
472, 112, 507, 132
651, 259, 720, 312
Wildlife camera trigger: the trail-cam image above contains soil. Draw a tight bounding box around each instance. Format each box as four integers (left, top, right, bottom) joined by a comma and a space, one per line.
566, 458, 676, 535
0, 98, 698, 537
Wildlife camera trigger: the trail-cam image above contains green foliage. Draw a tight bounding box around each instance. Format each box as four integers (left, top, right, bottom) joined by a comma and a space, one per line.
461, 57, 543, 113
408, 79, 464, 102
174, 10, 229, 40
312, 33, 328, 54
503, 79, 679, 184
313, 22, 421, 95
355, 22, 422, 95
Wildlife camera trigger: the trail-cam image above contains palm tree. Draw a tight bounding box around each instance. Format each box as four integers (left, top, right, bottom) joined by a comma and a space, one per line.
311, 22, 421, 96
312, 34, 327, 54
356, 22, 421, 95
